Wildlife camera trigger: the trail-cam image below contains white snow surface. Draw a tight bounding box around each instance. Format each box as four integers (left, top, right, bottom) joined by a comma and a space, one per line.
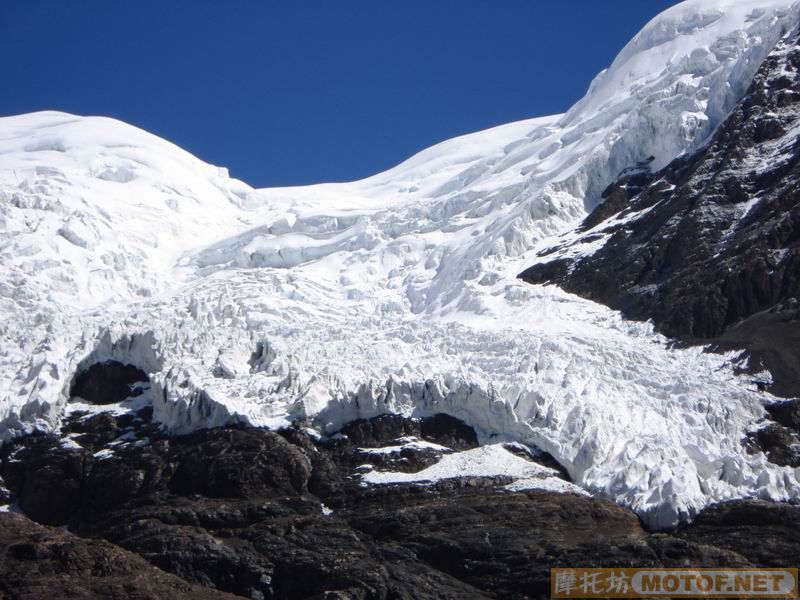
2, 0, 800, 529
361, 444, 587, 497
357, 436, 451, 455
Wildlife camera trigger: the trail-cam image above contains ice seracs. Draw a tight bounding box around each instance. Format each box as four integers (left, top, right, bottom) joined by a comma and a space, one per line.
2, 0, 800, 529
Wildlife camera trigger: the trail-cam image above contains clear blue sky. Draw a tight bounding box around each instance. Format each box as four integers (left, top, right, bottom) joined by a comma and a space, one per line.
1, 1, 679, 188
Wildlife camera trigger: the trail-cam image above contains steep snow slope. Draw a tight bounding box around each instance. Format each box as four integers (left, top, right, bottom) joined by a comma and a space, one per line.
2, 0, 800, 528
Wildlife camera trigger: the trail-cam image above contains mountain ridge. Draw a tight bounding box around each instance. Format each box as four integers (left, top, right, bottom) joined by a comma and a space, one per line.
519, 21, 800, 394
1, 0, 800, 531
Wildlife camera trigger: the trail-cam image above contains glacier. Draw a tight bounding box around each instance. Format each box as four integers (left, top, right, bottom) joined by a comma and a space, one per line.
1, 0, 800, 529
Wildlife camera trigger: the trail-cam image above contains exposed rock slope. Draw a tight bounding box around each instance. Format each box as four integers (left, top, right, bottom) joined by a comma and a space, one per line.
520, 23, 800, 396
0, 512, 238, 600
2, 411, 799, 599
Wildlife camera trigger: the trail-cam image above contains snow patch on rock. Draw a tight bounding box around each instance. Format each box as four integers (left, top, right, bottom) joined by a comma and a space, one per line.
361, 444, 580, 492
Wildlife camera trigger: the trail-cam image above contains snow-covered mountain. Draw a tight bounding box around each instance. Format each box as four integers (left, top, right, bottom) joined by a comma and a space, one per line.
2, 0, 800, 529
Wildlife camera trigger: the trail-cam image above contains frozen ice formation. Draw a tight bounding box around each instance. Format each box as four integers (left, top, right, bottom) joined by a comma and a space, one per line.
1, 0, 800, 529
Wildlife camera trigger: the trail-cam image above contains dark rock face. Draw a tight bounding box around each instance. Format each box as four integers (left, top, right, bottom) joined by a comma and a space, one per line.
2, 413, 800, 599
747, 422, 800, 467
0, 416, 511, 599
167, 428, 312, 498
0, 512, 238, 600
69, 360, 150, 405
710, 304, 800, 397
677, 500, 800, 568
748, 398, 800, 467
345, 486, 652, 596
341, 413, 478, 451
767, 398, 800, 431
519, 29, 800, 395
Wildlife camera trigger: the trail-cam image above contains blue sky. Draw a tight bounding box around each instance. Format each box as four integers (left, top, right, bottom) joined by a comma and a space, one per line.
1, 1, 679, 187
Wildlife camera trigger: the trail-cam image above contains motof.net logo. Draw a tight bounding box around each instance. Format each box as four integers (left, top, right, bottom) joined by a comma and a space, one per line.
551, 568, 799, 598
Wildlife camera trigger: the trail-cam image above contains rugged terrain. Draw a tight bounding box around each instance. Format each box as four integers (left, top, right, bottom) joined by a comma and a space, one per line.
520, 22, 800, 395
2, 0, 800, 598
1, 383, 799, 599
1, 0, 798, 532
519, 15, 800, 471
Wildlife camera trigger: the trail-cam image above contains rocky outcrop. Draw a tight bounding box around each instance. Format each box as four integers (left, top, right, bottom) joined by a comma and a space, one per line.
747, 397, 800, 467
519, 28, 800, 396
677, 500, 800, 567
2, 410, 799, 599
0, 512, 238, 600
70, 360, 151, 405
